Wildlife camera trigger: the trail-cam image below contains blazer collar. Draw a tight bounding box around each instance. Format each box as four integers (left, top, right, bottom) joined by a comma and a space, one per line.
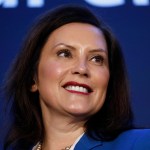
74, 133, 102, 150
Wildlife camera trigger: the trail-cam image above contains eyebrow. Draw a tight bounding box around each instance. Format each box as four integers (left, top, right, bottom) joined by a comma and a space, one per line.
53, 43, 107, 54
88, 48, 107, 54
52, 43, 76, 50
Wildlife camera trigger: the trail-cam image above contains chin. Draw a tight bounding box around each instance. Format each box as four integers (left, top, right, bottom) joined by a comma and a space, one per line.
67, 108, 95, 118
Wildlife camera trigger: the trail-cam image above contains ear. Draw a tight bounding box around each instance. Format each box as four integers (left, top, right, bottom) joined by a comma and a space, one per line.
30, 78, 38, 92
31, 83, 38, 92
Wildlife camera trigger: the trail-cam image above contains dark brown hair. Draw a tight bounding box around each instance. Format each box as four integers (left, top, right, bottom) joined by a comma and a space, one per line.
3, 4, 133, 150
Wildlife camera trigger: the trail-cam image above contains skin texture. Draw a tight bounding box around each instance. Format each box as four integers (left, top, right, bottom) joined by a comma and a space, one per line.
31, 23, 110, 149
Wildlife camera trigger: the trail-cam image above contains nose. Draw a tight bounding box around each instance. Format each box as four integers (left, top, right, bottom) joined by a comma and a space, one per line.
71, 59, 90, 77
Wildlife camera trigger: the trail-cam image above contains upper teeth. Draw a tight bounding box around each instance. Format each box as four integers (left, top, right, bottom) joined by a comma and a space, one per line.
65, 86, 88, 93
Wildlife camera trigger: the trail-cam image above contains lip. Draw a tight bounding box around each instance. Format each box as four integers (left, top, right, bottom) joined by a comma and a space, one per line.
62, 81, 93, 95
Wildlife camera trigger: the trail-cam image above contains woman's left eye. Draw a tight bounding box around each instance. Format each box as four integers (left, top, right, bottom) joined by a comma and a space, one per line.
90, 55, 104, 65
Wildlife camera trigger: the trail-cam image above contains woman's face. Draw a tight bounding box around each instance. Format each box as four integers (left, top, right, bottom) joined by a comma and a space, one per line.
33, 23, 110, 119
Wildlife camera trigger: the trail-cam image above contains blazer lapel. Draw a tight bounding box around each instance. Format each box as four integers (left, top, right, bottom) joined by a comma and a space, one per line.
74, 133, 103, 150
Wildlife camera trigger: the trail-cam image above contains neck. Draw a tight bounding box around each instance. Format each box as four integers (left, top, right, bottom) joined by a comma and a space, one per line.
40, 103, 86, 150
42, 121, 85, 150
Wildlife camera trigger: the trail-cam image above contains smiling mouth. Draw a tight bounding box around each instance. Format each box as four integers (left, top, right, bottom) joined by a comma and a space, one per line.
63, 81, 93, 95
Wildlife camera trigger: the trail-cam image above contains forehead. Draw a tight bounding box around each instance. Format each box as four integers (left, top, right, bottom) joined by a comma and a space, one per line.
44, 22, 107, 51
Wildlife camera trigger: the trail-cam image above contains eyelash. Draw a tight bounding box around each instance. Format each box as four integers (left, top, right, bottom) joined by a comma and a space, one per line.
56, 49, 72, 58
90, 55, 104, 65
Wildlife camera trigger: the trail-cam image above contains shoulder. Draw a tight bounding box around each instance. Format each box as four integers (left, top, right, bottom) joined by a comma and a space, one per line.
75, 129, 150, 150
118, 128, 150, 137
118, 129, 150, 140
110, 129, 150, 150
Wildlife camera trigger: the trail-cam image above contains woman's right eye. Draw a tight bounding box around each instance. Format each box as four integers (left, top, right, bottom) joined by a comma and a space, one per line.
56, 49, 72, 58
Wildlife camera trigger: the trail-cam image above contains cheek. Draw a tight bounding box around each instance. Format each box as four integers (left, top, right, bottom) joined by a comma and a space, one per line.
38, 61, 64, 81
92, 69, 109, 112
95, 68, 110, 88
37, 60, 66, 103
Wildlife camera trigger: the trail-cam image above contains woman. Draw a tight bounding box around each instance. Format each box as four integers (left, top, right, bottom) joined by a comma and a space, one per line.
3, 4, 150, 150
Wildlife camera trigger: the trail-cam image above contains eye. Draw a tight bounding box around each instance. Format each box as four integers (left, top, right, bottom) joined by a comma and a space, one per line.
57, 49, 72, 58
90, 55, 104, 65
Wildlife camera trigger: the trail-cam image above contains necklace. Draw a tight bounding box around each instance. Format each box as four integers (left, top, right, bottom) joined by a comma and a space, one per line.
36, 142, 42, 150
36, 142, 72, 150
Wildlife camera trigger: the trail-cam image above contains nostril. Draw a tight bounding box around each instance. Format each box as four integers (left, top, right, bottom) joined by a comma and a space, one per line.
73, 71, 80, 74
71, 62, 89, 77
83, 73, 88, 77
73, 71, 89, 77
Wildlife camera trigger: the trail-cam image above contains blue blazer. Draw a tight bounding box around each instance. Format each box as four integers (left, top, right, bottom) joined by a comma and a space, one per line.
74, 129, 150, 150
3, 129, 150, 150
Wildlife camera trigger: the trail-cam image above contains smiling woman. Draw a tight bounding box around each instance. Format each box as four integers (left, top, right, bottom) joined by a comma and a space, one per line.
33, 23, 109, 118
3, 4, 150, 150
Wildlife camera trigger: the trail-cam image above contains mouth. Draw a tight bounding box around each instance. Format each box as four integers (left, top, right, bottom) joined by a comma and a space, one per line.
62, 81, 93, 95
